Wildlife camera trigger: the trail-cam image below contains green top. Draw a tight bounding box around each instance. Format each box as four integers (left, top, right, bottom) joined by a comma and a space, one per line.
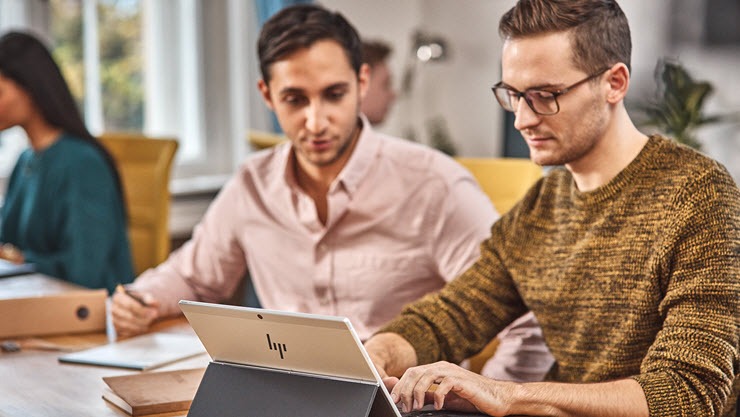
0, 133, 134, 293
381, 136, 739, 417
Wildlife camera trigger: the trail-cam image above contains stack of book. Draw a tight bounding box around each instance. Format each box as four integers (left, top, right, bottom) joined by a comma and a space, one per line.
102, 367, 206, 416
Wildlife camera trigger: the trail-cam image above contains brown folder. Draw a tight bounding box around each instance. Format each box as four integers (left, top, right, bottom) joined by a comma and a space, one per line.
0, 274, 106, 338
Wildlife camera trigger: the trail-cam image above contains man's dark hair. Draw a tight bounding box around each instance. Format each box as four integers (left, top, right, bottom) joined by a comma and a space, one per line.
499, 0, 631, 74
258, 4, 362, 84
361, 40, 392, 68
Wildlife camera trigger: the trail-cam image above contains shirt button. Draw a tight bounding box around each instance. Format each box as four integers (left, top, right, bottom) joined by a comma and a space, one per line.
315, 287, 331, 305
317, 243, 328, 252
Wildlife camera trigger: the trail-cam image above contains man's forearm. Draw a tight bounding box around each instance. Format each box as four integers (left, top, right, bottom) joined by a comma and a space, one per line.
507, 378, 649, 417
364, 332, 418, 378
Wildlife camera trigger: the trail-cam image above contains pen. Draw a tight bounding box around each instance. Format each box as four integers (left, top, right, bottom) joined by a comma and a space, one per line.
115, 284, 149, 307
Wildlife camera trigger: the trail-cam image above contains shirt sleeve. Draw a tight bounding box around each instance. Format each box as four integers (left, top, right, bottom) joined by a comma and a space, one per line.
131, 174, 249, 318
631, 165, 740, 417
431, 170, 499, 282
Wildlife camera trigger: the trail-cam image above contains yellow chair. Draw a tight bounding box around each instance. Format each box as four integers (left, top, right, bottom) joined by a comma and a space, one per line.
455, 157, 542, 214
455, 157, 543, 373
99, 133, 179, 276
248, 130, 287, 150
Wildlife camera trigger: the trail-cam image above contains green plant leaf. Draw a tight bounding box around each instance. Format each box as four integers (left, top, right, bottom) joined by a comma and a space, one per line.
631, 58, 736, 150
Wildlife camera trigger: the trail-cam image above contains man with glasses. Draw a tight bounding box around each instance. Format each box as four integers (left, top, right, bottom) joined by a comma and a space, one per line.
365, 1, 739, 416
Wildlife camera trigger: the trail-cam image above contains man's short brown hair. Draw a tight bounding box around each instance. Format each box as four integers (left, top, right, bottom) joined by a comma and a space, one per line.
499, 0, 631, 74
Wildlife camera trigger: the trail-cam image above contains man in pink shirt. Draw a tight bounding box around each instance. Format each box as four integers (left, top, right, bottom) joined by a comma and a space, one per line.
111, 4, 552, 380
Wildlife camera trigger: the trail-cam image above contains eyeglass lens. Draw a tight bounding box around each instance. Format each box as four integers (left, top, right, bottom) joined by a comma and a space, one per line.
494, 88, 558, 115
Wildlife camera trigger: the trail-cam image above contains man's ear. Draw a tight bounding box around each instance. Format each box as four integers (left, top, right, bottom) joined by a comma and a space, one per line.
605, 63, 630, 104
257, 79, 275, 110
358, 63, 370, 101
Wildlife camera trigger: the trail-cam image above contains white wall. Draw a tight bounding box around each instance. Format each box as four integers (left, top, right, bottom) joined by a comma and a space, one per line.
322, 0, 512, 156
319, 0, 419, 138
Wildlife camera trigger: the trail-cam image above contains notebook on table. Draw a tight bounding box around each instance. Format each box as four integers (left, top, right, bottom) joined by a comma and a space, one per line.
179, 300, 487, 417
59, 332, 206, 370
0, 259, 34, 278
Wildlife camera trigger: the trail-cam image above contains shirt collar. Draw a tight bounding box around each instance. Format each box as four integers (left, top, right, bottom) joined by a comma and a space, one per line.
336, 114, 378, 196
279, 114, 380, 198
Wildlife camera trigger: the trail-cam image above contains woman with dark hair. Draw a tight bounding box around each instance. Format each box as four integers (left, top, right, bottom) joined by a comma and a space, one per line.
0, 30, 133, 293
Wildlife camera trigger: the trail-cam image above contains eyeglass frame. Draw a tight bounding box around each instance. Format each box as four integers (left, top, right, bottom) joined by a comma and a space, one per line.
491, 67, 611, 116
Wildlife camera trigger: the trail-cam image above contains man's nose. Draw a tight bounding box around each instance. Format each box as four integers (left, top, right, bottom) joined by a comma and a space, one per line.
305, 101, 329, 133
513, 97, 542, 131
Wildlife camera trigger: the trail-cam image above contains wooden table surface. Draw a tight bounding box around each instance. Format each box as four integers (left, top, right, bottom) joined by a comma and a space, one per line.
0, 317, 210, 417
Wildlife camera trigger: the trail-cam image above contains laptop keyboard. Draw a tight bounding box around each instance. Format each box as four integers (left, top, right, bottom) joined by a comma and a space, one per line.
400, 406, 487, 416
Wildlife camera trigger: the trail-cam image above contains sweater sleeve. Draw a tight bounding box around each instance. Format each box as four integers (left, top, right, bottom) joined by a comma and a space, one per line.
631, 165, 740, 417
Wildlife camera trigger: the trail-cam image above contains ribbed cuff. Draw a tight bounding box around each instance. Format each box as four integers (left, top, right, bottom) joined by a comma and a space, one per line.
631, 373, 683, 417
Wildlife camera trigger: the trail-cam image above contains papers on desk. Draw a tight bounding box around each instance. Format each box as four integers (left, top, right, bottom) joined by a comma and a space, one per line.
102, 367, 206, 416
58, 333, 206, 370
0, 259, 34, 278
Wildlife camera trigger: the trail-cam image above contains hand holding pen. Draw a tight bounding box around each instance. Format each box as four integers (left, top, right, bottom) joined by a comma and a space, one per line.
111, 284, 160, 337
115, 284, 149, 307
0, 243, 24, 264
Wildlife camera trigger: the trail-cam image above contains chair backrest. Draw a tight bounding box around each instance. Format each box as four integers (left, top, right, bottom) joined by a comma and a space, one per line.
99, 133, 178, 276
248, 130, 287, 150
455, 157, 542, 214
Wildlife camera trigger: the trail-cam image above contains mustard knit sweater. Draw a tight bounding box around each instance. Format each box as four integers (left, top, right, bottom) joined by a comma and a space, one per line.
381, 136, 739, 417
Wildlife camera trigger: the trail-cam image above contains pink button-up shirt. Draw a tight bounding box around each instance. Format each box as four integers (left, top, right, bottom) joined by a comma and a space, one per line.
133, 123, 496, 340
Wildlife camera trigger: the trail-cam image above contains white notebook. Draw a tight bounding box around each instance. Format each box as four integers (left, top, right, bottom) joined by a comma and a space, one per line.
59, 332, 206, 370
0, 259, 34, 278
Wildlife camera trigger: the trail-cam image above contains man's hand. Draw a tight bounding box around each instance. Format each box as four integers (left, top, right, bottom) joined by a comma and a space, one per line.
391, 361, 650, 417
110, 286, 160, 337
389, 361, 516, 415
364, 332, 418, 379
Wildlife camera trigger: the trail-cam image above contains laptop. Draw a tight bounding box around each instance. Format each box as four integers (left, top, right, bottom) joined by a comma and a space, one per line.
179, 300, 486, 417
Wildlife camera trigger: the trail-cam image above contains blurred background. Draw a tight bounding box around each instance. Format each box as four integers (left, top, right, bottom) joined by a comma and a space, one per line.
1, 0, 738, 239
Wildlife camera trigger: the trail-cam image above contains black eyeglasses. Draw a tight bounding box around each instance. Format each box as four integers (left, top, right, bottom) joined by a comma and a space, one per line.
491, 68, 610, 116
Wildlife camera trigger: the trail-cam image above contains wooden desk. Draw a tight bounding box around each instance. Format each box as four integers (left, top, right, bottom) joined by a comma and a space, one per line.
0, 317, 209, 417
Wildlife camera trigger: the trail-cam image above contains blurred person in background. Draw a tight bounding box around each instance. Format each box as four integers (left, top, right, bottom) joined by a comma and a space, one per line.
360, 39, 397, 125
0, 31, 133, 293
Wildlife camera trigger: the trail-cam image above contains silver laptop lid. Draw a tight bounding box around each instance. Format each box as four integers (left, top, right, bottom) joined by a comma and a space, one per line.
179, 300, 380, 383
179, 301, 488, 417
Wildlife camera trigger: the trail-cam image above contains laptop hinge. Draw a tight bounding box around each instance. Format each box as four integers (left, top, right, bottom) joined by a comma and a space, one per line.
188, 361, 378, 417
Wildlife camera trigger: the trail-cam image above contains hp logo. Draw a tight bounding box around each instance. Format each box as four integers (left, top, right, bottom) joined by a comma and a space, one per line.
266, 334, 287, 359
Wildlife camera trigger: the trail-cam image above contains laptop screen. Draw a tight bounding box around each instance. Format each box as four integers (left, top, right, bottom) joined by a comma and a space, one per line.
179, 300, 377, 382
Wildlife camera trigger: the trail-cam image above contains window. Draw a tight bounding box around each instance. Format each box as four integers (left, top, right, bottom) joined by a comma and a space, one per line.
50, 0, 144, 132
0, 0, 254, 193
